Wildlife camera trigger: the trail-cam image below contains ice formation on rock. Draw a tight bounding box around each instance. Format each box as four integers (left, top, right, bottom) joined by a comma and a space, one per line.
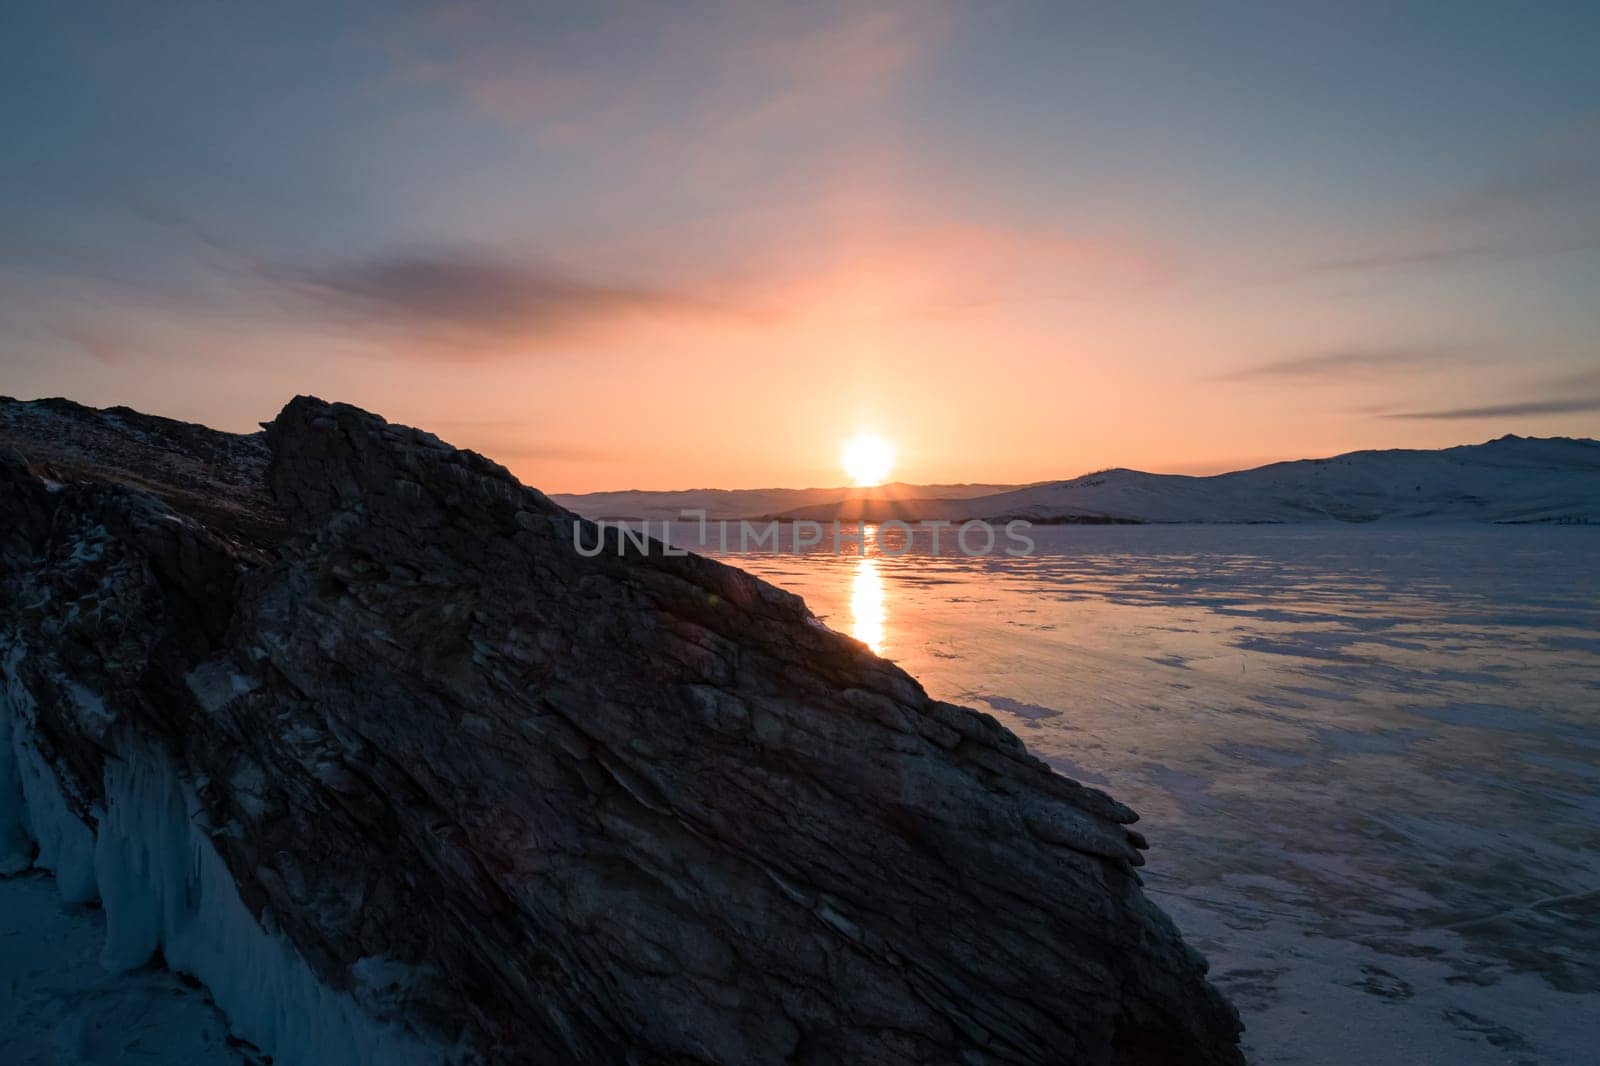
2, 662, 444, 1065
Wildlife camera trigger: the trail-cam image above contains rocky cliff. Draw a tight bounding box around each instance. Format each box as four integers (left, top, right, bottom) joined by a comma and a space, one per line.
0, 395, 1243, 1065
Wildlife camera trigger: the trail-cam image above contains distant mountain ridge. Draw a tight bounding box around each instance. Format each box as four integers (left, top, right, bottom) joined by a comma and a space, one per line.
556, 436, 1600, 525
550, 481, 1029, 521
4, 397, 1591, 525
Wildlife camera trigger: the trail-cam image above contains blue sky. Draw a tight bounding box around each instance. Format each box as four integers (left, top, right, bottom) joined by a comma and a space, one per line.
2, 1, 1598, 490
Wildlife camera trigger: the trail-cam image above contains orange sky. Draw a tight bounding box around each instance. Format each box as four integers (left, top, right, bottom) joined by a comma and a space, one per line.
3, 3, 1598, 492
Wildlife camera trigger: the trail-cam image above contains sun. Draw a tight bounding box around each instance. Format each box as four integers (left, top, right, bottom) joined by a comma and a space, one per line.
842, 433, 895, 487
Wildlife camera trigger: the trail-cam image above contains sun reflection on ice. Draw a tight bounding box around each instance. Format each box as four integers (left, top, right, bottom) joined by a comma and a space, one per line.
850, 556, 886, 654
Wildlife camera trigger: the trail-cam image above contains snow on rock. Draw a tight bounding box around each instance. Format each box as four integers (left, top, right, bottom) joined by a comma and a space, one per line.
185, 660, 260, 716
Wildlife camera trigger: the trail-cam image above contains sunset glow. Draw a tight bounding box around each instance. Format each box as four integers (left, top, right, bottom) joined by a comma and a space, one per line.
1, 5, 1596, 494
842, 434, 896, 487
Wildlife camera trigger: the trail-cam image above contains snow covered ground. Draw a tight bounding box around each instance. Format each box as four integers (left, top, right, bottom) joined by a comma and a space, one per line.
0, 872, 246, 1065
717, 523, 1600, 1064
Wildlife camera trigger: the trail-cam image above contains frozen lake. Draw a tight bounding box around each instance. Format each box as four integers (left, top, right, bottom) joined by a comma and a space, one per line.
6, 522, 1597, 1063
696, 522, 1600, 1065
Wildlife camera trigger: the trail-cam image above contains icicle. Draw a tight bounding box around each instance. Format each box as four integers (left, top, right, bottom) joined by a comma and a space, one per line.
2, 669, 452, 1066
0, 682, 35, 874
5, 665, 98, 903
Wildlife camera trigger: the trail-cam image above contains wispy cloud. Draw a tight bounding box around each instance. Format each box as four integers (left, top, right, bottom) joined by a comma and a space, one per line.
1215, 347, 1451, 382
1456, 118, 1600, 220
113, 205, 749, 355
390, 1, 944, 154
1305, 243, 1505, 275
292, 250, 713, 337
51, 322, 129, 365
1380, 366, 1600, 420
1298, 116, 1600, 277
1382, 397, 1600, 420
95, 195, 1175, 362
1304, 235, 1600, 275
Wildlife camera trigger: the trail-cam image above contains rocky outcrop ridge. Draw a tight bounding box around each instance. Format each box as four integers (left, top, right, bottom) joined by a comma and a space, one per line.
0, 395, 1243, 1064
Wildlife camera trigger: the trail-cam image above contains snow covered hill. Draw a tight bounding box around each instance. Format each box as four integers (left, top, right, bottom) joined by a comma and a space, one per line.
666, 436, 1599, 526
920, 436, 1600, 525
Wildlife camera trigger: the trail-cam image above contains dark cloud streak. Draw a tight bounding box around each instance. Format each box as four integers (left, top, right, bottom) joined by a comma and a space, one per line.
1304, 235, 1600, 275
1383, 397, 1600, 420
1457, 121, 1600, 219
294, 251, 709, 336
1215, 348, 1448, 382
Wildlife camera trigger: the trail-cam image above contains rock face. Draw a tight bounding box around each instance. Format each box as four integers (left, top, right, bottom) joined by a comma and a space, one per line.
0, 395, 1243, 1065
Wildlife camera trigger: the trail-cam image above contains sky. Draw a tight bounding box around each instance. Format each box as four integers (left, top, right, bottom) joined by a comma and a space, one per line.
2, 1, 1598, 492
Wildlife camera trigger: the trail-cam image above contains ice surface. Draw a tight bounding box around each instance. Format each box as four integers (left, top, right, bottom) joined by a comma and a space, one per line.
714, 523, 1600, 1065
0, 870, 244, 1065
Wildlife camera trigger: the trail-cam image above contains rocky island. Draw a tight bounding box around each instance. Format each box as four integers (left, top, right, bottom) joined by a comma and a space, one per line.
0, 396, 1243, 1065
